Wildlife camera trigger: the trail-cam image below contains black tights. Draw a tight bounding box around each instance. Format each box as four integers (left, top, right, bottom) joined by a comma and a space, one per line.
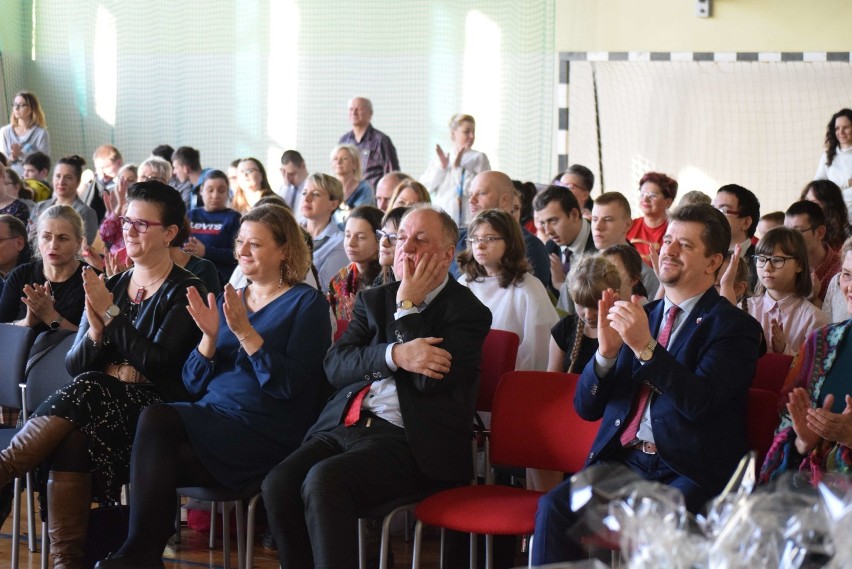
114, 404, 218, 563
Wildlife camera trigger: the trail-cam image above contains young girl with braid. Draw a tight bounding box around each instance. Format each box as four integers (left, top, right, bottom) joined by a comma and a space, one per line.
547, 254, 627, 374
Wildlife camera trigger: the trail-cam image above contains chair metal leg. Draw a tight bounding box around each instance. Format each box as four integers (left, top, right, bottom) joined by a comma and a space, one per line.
26, 472, 36, 552
209, 501, 217, 549
245, 494, 261, 569
11, 476, 21, 569
469, 532, 477, 569
235, 501, 246, 569
485, 534, 493, 569
378, 509, 397, 569
357, 518, 368, 569
222, 502, 231, 569
41, 521, 48, 569
439, 528, 445, 569
411, 520, 424, 569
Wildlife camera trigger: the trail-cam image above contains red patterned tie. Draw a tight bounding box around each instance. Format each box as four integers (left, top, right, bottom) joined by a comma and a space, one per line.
619, 305, 681, 446
344, 385, 371, 427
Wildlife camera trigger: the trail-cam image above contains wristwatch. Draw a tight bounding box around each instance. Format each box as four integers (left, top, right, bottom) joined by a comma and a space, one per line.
104, 304, 121, 322
637, 338, 657, 362
49, 316, 64, 330
396, 299, 415, 310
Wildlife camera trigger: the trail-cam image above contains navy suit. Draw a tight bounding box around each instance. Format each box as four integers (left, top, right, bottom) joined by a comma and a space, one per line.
532, 287, 763, 563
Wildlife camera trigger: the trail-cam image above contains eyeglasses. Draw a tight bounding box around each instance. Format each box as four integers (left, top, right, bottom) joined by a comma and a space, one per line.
715, 205, 741, 216
466, 236, 504, 246
638, 191, 664, 201
375, 230, 398, 245
753, 255, 795, 269
792, 226, 815, 234
12, 103, 29, 109
120, 216, 165, 233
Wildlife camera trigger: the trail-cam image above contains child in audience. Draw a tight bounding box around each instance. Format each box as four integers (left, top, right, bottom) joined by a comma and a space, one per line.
716, 251, 751, 310
458, 209, 558, 372
745, 227, 827, 355
548, 254, 625, 374
601, 243, 650, 301
185, 170, 241, 286
756, 211, 785, 239
327, 205, 383, 320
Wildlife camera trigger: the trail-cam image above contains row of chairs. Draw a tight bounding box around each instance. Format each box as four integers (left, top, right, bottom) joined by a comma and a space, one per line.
0, 323, 77, 569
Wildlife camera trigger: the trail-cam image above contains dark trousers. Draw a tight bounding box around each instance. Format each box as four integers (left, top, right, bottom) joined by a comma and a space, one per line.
262, 416, 450, 569
531, 448, 712, 565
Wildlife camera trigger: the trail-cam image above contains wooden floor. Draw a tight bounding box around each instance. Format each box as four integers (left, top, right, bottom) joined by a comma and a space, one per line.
0, 500, 463, 569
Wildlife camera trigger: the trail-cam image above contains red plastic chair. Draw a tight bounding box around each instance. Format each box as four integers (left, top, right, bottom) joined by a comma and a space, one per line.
475, 329, 520, 413
747, 387, 780, 468
751, 352, 793, 394
412, 371, 601, 569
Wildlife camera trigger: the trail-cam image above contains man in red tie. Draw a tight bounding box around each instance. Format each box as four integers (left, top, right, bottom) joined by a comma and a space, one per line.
532, 203, 764, 564
262, 205, 491, 568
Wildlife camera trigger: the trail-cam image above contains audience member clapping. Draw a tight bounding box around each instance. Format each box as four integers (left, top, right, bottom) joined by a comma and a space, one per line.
626, 171, 678, 265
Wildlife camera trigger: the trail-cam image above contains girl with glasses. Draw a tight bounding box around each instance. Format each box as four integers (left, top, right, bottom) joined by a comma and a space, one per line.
729, 227, 827, 355
1, 91, 50, 175
457, 209, 558, 372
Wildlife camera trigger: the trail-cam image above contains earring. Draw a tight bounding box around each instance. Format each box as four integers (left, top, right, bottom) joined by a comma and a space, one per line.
279, 261, 285, 289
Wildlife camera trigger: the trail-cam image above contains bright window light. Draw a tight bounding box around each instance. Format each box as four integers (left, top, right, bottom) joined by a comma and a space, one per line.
462, 10, 501, 169
266, 0, 301, 184
93, 5, 117, 126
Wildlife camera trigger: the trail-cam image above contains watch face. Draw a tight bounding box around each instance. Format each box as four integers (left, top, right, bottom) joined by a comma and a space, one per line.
399, 300, 414, 310
106, 305, 121, 318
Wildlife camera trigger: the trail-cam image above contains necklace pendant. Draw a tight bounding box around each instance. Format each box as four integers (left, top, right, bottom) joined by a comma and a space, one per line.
134, 287, 145, 304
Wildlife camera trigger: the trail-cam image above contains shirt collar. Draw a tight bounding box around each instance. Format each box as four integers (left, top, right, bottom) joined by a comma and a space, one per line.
662, 291, 704, 320
423, 276, 450, 309
567, 219, 591, 256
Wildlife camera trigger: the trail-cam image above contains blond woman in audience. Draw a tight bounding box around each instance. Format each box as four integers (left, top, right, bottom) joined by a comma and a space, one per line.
420, 113, 491, 226
330, 144, 374, 227
1, 91, 50, 175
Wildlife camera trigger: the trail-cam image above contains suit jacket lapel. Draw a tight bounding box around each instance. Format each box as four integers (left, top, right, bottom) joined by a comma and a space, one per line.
666, 288, 717, 357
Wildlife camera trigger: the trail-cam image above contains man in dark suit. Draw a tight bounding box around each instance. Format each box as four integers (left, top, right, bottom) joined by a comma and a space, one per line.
262, 205, 492, 568
534, 185, 597, 297
532, 203, 763, 564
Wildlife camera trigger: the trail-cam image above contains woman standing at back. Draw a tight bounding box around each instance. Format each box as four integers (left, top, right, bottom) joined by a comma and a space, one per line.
1, 91, 50, 176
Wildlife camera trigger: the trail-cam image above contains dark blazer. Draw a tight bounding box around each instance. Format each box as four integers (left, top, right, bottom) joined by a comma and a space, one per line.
575, 287, 763, 495
311, 277, 492, 482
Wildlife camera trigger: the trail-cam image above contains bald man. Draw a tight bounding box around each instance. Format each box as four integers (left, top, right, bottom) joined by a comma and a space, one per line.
339, 97, 400, 191
375, 171, 411, 212
450, 171, 552, 290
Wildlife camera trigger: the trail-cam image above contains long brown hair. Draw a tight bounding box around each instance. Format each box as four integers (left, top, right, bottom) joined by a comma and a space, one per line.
457, 209, 529, 288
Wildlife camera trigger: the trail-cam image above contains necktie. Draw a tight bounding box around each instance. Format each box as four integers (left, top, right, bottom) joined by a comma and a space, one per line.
619, 305, 681, 446
562, 248, 573, 275
344, 384, 371, 426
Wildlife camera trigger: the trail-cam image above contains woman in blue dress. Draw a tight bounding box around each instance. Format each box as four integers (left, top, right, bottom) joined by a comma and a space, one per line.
96, 204, 332, 569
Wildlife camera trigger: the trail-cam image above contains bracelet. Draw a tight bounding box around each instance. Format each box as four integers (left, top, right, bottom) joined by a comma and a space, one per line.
88, 332, 105, 348
237, 328, 255, 343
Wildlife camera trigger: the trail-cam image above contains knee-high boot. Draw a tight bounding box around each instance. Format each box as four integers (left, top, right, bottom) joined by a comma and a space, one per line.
47, 471, 92, 569
0, 416, 76, 526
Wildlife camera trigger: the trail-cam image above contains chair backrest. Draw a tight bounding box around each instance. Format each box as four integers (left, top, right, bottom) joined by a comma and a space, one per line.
491, 371, 600, 474
751, 352, 793, 394
0, 323, 37, 409
746, 388, 779, 468
334, 318, 350, 343
24, 330, 76, 415
475, 329, 520, 413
